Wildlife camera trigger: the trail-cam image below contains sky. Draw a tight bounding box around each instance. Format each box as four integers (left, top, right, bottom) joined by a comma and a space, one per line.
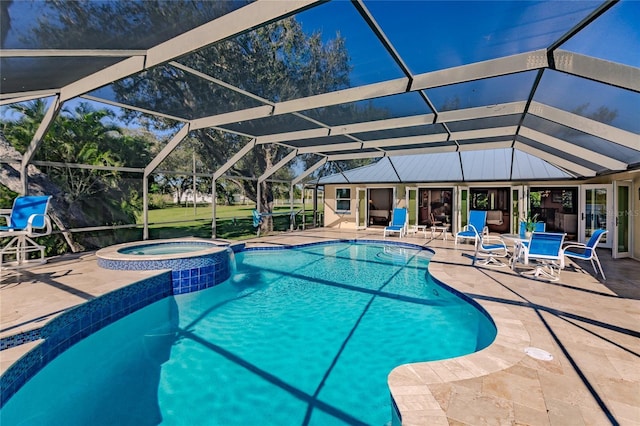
2, 0, 638, 172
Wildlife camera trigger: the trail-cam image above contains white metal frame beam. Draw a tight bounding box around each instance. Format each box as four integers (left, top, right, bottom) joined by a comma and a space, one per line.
379, 145, 459, 157
273, 78, 410, 116
81, 95, 188, 123
258, 150, 299, 184
411, 50, 548, 90
528, 101, 639, 150
514, 141, 595, 177
57, 1, 320, 102
519, 127, 627, 171
144, 124, 190, 175
244, 101, 526, 148
212, 139, 258, 180
292, 157, 328, 185
362, 134, 447, 149
457, 141, 513, 152
0, 49, 146, 57
0, 90, 59, 104
327, 151, 385, 161
437, 101, 527, 123
553, 50, 640, 93
20, 96, 62, 194
295, 142, 364, 154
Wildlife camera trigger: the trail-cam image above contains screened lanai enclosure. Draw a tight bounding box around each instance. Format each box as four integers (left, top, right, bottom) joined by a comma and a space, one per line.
1, 0, 638, 253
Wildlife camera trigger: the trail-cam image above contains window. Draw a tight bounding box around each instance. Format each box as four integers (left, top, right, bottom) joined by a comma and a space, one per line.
336, 188, 351, 212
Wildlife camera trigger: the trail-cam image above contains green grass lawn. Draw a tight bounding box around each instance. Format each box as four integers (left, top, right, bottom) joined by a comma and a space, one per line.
141, 203, 315, 223
139, 203, 321, 240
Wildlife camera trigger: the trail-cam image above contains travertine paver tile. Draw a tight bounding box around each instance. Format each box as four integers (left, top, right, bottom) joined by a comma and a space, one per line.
388, 365, 426, 386
405, 363, 441, 383
513, 401, 551, 426
455, 356, 491, 377
519, 354, 564, 376
429, 361, 463, 382
2, 229, 639, 426
567, 348, 622, 379
595, 376, 640, 407
446, 393, 515, 426
608, 356, 640, 382
428, 382, 454, 410
545, 398, 587, 426
537, 369, 594, 407
481, 367, 546, 412
578, 403, 618, 426
439, 359, 480, 381
401, 412, 449, 426
606, 398, 640, 426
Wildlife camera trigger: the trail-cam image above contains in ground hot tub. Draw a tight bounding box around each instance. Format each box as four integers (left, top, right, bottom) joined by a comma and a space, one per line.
96, 239, 242, 294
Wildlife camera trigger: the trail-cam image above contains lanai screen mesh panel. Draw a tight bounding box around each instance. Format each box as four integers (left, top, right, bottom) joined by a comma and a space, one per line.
1, 0, 638, 181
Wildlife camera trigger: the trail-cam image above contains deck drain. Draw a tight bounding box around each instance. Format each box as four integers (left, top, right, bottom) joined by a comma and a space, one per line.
524, 347, 553, 361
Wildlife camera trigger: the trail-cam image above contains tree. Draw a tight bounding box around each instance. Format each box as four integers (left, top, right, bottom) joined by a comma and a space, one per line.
2, 100, 152, 247
18, 1, 378, 224
1, 98, 48, 153
110, 13, 352, 214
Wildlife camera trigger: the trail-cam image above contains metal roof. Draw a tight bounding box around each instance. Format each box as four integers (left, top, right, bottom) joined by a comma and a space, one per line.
318, 148, 573, 184
1, 0, 638, 183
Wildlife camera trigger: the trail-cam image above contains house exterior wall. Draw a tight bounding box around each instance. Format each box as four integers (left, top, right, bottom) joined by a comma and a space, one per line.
323, 172, 639, 260
323, 184, 408, 229
324, 184, 356, 229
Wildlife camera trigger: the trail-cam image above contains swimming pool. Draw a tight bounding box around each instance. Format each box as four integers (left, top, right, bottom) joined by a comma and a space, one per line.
0, 242, 496, 425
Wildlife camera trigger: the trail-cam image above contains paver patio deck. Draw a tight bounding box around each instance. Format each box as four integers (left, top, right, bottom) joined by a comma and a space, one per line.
1, 228, 638, 425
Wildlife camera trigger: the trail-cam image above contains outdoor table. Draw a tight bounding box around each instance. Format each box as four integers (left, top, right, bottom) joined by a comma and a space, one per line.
409, 224, 428, 236
431, 224, 450, 240
501, 233, 529, 268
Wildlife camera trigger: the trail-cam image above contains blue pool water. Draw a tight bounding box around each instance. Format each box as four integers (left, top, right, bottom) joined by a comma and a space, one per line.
1, 242, 495, 425
117, 241, 218, 255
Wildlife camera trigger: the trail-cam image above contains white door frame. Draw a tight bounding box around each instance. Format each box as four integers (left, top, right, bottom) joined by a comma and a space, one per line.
579, 184, 613, 248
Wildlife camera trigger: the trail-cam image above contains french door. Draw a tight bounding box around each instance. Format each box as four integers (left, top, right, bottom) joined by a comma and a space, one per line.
405, 187, 418, 229
613, 181, 631, 258
455, 186, 469, 234
356, 187, 367, 229
511, 185, 527, 234
579, 184, 612, 248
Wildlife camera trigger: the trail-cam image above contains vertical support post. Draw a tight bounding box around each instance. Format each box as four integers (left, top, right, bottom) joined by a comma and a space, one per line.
143, 174, 149, 240
313, 185, 318, 228
211, 176, 217, 238
289, 182, 294, 230
193, 152, 197, 216
257, 181, 261, 213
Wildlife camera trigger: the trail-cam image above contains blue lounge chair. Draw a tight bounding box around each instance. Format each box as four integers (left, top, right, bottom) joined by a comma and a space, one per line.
1, 195, 52, 270
563, 229, 608, 280
514, 232, 566, 281
516, 221, 547, 256
383, 208, 407, 239
455, 210, 488, 247
252, 210, 263, 236
472, 233, 508, 267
